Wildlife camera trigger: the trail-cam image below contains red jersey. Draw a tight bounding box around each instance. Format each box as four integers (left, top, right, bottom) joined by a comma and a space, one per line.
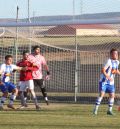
17, 59, 38, 81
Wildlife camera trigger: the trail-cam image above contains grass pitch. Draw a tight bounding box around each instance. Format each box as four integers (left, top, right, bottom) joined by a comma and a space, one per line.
0, 103, 120, 129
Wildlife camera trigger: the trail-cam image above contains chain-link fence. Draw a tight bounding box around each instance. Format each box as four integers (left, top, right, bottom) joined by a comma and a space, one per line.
0, 23, 120, 104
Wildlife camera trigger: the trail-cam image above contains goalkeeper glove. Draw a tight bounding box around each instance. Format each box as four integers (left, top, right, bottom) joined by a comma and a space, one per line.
45, 71, 50, 80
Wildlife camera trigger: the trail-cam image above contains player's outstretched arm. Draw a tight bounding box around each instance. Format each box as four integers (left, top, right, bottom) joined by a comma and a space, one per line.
13, 66, 26, 72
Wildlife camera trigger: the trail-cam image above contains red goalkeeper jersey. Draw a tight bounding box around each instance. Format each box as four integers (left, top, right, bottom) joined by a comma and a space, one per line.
17, 59, 38, 81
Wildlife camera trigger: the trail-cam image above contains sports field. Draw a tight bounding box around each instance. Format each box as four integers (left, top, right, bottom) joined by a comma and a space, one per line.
0, 103, 120, 129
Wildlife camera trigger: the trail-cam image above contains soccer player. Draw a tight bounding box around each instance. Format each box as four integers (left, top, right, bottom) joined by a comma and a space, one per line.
93, 48, 120, 115
0, 55, 23, 110
32, 45, 50, 105
17, 51, 40, 110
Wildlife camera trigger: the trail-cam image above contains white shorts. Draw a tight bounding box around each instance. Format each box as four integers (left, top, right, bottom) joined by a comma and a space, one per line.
18, 80, 34, 91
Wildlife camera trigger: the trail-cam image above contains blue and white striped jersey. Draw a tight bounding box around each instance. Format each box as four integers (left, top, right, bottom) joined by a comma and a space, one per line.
100, 58, 119, 85
0, 64, 17, 82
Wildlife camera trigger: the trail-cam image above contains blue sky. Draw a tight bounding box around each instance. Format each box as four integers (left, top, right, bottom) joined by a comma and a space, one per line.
0, 0, 120, 18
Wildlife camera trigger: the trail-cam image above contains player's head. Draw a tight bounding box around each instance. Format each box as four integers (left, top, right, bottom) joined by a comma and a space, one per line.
5, 55, 13, 65
23, 50, 29, 60
33, 45, 40, 55
110, 48, 118, 60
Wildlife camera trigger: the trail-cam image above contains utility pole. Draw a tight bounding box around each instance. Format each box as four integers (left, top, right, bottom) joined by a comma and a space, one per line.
28, 0, 31, 23
72, 0, 78, 102
80, 0, 83, 15
28, 0, 32, 53
73, 0, 75, 21
14, 5, 19, 84
16, 6, 19, 62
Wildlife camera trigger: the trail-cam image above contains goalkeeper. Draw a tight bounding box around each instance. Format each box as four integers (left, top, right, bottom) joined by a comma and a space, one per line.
31, 45, 50, 105
93, 48, 120, 115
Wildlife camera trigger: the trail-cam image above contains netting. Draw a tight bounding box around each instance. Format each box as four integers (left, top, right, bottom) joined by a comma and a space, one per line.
1, 0, 120, 104
0, 23, 120, 104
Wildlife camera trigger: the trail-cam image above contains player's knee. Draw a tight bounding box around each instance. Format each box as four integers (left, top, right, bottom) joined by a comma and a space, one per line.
3, 92, 8, 97
18, 90, 22, 96
109, 92, 115, 98
30, 89, 35, 94
12, 88, 18, 95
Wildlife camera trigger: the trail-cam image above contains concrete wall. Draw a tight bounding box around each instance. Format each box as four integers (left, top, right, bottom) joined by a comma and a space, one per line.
76, 29, 119, 36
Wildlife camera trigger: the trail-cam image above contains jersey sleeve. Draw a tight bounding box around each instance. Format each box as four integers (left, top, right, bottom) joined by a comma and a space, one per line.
103, 59, 111, 69
0, 64, 5, 72
117, 60, 119, 66
11, 64, 19, 70
116, 60, 119, 69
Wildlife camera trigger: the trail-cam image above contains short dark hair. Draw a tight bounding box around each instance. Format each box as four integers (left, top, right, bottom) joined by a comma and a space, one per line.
5, 55, 13, 60
23, 50, 29, 55
110, 48, 118, 54
33, 45, 40, 51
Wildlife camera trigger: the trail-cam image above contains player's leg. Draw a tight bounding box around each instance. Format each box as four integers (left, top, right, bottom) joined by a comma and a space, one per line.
93, 91, 105, 115
107, 93, 115, 115
23, 89, 28, 107
41, 85, 49, 105
18, 81, 28, 108
18, 81, 25, 108
18, 91, 28, 109
117, 99, 120, 111
28, 80, 40, 110
0, 84, 8, 109
0, 92, 8, 109
93, 82, 106, 115
107, 85, 115, 115
34, 79, 49, 105
7, 82, 18, 109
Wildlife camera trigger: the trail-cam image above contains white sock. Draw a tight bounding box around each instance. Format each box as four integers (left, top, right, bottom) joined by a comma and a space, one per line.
45, 97, 48, 101
108, 98, 114, 112
9, 94, 16, 105
0, 97, 6, 106
94, 97, 103, 111
24, 97, 27, 103
33, 97, 38, 105
20, 93, 25, 106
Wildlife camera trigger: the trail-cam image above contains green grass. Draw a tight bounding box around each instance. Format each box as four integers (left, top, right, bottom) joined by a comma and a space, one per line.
0, 103, 120, 129
37, 36, 120, 45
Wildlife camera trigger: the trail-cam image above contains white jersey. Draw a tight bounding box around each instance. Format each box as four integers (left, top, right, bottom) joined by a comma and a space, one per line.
100, 58, 119, 85
0, 64, 17, 82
